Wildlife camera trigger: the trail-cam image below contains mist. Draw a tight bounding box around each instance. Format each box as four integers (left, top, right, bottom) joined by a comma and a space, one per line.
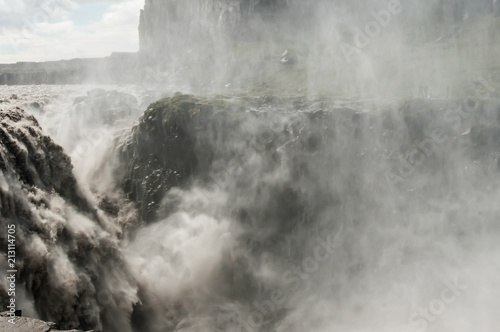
1, 1, 500, 332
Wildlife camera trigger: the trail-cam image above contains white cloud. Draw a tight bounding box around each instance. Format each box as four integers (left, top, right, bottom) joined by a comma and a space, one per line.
37, 20, 75, 35
0, 0, 143, 63
0, 0, 26, 14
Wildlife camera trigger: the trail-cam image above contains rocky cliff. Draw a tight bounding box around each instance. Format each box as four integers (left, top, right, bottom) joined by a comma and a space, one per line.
137, 0, 499, 63
138, 0, 291, 63
137, 0, 500, 95
0, 53, 137, 85
0, 107, 140, 331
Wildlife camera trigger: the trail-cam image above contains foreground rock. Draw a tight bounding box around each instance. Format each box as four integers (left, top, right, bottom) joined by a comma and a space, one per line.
0, 312, 91, 332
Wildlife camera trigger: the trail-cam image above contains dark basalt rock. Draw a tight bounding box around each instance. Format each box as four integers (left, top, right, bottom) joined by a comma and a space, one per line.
119, 94, 208, 221
120, 94, 500, 225
118, 94, 367, 227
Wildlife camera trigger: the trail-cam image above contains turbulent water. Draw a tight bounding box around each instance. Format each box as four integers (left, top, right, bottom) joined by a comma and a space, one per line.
1, 82, 500, 332
1, 1, 500, 331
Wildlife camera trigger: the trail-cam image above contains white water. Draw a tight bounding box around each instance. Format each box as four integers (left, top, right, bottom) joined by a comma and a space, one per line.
2, 83, 500, 331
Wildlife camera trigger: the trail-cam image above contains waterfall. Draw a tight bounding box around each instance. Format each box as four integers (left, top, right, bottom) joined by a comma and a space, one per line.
2, 1, 500, 331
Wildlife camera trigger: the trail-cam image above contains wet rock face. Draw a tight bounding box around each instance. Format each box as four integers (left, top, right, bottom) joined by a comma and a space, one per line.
119, 94, 205, 221
120, 94, 500, 226
0, 107, 91, 214
0, 107, 139, 332
118, 94, 372, 229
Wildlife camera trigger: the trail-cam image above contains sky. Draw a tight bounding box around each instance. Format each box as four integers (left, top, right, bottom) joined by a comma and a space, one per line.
0, 0, 143, 63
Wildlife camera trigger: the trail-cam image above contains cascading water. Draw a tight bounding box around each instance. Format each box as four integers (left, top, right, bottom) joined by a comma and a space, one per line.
1, 1, 500, 332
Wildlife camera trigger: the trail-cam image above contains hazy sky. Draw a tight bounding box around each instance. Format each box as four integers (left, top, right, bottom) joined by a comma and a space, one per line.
0, 0, 143, 63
